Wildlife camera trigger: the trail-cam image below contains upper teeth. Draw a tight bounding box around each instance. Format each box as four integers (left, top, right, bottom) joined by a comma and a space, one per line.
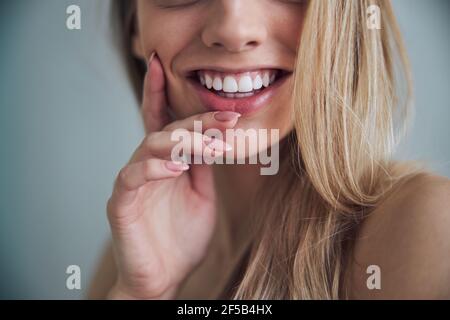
198, 70, 278, 93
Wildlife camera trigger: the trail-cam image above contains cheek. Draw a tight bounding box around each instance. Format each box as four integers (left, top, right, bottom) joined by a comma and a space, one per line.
137, 11, 201, 117
138, 18, 187, 60
268, 6, 305, 52
136, 2, 199, 61
263, 84, 294, 137
237, 78, 294, 149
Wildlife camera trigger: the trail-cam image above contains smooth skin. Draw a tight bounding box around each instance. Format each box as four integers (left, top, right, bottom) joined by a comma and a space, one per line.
104, 0, 305, 299
100, 55, 450, 300
106, 55, 243, 299
91, 0, 450, 299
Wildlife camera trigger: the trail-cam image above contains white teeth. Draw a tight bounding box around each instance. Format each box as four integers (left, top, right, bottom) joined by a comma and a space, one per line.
205, 74, 213, 89
213, 77, 223, 91
223, 76, 238, 93
198, 71, 278, 94
253, 75, 263, 90
262, 73, 270, 88
238, 76, 253, 93
270, 74, 276, 84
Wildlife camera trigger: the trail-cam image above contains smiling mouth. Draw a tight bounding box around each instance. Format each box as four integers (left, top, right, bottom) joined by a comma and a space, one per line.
188, 69, 290, 99
186, 67, 292, 115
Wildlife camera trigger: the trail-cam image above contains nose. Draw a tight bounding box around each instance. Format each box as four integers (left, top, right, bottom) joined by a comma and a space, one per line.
201, 0, 268, 53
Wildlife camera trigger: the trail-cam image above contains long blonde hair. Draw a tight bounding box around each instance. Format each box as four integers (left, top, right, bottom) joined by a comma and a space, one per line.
113, 0, 425, 299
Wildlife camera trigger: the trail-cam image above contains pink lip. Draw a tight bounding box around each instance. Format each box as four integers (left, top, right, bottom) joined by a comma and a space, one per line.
187, 74, 291, 116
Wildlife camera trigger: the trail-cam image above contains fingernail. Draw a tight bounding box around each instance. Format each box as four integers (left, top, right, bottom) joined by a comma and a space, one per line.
147, 52, 156, 70
213, 111, 241, 122
205, 138, 233, 152
166, 161, 189, 172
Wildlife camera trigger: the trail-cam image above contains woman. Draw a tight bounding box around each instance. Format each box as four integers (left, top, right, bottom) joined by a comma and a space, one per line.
89, 0, 450, 299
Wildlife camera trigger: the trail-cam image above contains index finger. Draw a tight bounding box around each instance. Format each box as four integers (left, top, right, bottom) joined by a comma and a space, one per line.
141, 53, 171, 133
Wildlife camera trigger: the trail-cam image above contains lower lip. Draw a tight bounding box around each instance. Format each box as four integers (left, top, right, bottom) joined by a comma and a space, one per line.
188, 75, 290, 116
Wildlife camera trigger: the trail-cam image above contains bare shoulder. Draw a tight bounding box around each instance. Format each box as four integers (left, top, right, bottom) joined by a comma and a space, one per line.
347, 172, 450, 299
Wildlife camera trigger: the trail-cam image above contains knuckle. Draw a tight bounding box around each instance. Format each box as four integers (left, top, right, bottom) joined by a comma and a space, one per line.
163, 122, 175, 131
144, 132, 159, 148
106, 197, 114, 216
117, 167, 132, 191
106, 197, 122, 224
142, 159, 155, 179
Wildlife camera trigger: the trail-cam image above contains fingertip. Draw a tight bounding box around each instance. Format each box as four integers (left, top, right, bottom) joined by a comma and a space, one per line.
147, 54, 165, 92
213, 111, 241, 123
165, 161, 190, 172
212, 111, 241, 130
147, 52, 156, 70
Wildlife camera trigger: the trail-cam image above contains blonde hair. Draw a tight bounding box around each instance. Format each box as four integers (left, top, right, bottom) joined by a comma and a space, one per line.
113, 0, 425, 299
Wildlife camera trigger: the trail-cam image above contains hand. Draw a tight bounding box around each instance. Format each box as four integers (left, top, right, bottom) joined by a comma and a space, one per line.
106, 54, 240, 299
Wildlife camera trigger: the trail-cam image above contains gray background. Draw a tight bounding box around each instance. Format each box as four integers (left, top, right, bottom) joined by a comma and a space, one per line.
0, 0, 449, 299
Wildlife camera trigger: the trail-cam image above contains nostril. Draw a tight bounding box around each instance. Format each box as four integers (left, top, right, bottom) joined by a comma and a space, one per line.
209, 41, 259, 52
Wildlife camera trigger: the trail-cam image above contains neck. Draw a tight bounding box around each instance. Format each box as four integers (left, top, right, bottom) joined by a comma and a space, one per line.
213, 163, 266, 250
212, 136, 291, 250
